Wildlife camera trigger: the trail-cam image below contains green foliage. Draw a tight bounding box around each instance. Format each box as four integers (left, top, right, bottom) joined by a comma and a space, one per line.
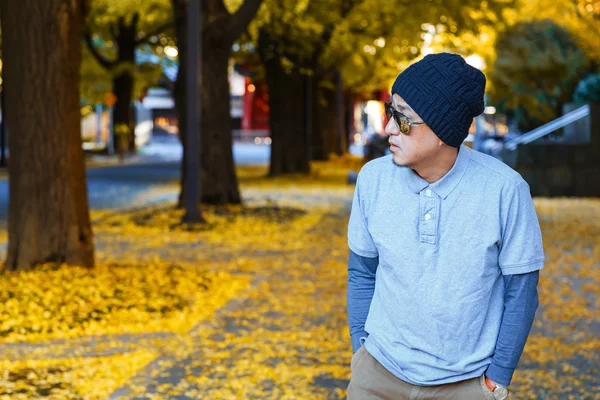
518, 0, 600, 63
489, 19, 590, 131
80, 45, 112, 105
114, 123, 132, 138
573, 73, 600, 103
248, 0, 515, 96
332, 0, 515, 95
80, 47, 165, 105
81, 0, 175, 104
86, 0, 174, 40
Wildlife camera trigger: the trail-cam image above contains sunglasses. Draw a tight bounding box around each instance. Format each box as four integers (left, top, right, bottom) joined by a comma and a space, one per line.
384, 102, 426, 135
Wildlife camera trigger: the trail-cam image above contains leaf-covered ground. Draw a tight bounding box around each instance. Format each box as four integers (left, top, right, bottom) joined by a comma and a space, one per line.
0, 159, 598, 399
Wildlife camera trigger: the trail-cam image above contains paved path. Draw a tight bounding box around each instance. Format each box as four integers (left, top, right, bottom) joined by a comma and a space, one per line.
108, 209, 352, 399
0, 189, 597, 399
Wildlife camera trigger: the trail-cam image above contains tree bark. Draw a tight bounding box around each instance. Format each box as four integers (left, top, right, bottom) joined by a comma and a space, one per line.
259, 30, 310, 176
113, 72, 135, 153
1, 0, 95, 271
113, 15, 138, 153
173, 0, 262, 205
173, 0, 187, 208
264, 60, 309, 176
199, 48, 242, 203
310, 73, 327, 161
174, 0, 242, 206
315, 75, 339, 160
307, 62, 332, 162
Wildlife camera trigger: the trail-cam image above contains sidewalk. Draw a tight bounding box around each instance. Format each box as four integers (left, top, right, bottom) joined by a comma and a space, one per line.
0, 172, 598, 399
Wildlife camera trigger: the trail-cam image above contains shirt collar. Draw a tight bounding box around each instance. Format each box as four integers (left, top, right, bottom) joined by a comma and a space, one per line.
405, 144, 471, 199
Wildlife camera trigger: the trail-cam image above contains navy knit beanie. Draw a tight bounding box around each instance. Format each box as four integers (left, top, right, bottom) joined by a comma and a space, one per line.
391, 53, 486, 148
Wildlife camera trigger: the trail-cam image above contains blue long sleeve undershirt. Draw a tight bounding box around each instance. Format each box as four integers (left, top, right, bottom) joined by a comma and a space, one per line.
347, 250, 539, 386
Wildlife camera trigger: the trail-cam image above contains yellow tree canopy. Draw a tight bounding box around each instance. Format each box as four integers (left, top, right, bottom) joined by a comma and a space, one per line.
518, 0, 600, 63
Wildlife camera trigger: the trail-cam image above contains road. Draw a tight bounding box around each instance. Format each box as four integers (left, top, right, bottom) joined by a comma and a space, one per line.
0, 140, 270, 224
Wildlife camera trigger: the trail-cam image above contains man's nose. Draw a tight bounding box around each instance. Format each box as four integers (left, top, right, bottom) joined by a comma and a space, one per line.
385, 119, 399, 136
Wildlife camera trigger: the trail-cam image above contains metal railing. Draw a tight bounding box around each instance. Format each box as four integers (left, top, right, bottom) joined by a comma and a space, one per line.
504, 104, 590, 151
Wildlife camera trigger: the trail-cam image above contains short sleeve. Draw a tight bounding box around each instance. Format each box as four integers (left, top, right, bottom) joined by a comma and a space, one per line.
348, 172, 378, 258
498, 181, 545, 275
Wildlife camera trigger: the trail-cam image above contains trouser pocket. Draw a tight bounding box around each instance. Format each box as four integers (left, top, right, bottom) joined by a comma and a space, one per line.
478, 374, 497, 400
350, 346, 368, 371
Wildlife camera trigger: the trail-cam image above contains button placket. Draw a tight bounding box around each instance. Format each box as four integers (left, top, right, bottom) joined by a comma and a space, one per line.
420, 189, 438, 244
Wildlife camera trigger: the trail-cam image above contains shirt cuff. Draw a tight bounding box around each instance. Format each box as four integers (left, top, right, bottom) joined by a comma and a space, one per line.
486, 361, 515, 386
351, 331, 368, 353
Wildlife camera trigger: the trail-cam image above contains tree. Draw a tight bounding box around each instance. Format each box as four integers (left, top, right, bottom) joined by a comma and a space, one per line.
518, 0, 600, 64
252, 0, 514, 175
255, 0, 361, 173
0, 0, 94, 271
489, 19, 590, 131
173, 0, 263, 206
83, 0, 173, 152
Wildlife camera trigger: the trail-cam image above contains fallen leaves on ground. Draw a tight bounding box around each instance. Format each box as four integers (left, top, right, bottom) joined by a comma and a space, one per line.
0, 350, 157, 400
0, 263, 250, 343
0, 161, 598, 399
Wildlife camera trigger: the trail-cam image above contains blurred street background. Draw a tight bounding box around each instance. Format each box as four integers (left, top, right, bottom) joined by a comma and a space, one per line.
0, 0, 598, 398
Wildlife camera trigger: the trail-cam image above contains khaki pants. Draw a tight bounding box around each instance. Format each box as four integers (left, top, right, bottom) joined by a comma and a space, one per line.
347, 346, 497, 400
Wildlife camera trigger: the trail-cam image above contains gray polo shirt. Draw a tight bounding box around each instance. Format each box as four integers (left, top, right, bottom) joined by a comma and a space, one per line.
348, 144, 544, 386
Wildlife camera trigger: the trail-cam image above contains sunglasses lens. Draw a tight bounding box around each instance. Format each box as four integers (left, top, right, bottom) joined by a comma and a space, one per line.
385, 104, 393, 120
399, 116, 410, 134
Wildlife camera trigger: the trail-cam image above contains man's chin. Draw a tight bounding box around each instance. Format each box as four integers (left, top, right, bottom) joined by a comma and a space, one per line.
391, 156, 408, 167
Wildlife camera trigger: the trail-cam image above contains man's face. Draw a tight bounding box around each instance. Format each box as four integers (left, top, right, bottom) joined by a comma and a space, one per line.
385, 94, 442, 168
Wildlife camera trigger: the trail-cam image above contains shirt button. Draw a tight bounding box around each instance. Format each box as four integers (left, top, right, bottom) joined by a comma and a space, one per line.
425, 214, 431, 221
426, 189, 432, 197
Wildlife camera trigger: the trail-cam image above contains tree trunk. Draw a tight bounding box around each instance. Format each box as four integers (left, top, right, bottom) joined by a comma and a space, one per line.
113, 72, 135, 153
309, 67, 343, 161
173, 0, 262, 205
199, 48, 241, 203
174, 2, 187, 208
113, 16, 138, 153
259, 31, 310, 176
174, 3, 241, 206
318, 81, 339, 159
310, 68, 328, 161
1, 0, 94, 271
343, 90, 351, 153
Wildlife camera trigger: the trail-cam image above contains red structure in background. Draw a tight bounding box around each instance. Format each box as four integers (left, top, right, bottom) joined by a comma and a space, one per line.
379, 89, 391, 128
242, 77, 270, 131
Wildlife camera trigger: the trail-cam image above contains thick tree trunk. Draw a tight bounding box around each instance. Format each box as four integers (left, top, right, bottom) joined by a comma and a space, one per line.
313, 72, 350, 159
259, 31, 310, 176
173, 0, 262, 205
174, 2, 241, 205
317, 81, 339, 159
199, 49, 241, 203
266, 64, 309, 175
310, 77, 327, 161
1, 0, 94, 271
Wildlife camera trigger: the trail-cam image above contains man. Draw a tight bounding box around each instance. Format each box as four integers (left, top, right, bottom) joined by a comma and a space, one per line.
346, 53, 544, 399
